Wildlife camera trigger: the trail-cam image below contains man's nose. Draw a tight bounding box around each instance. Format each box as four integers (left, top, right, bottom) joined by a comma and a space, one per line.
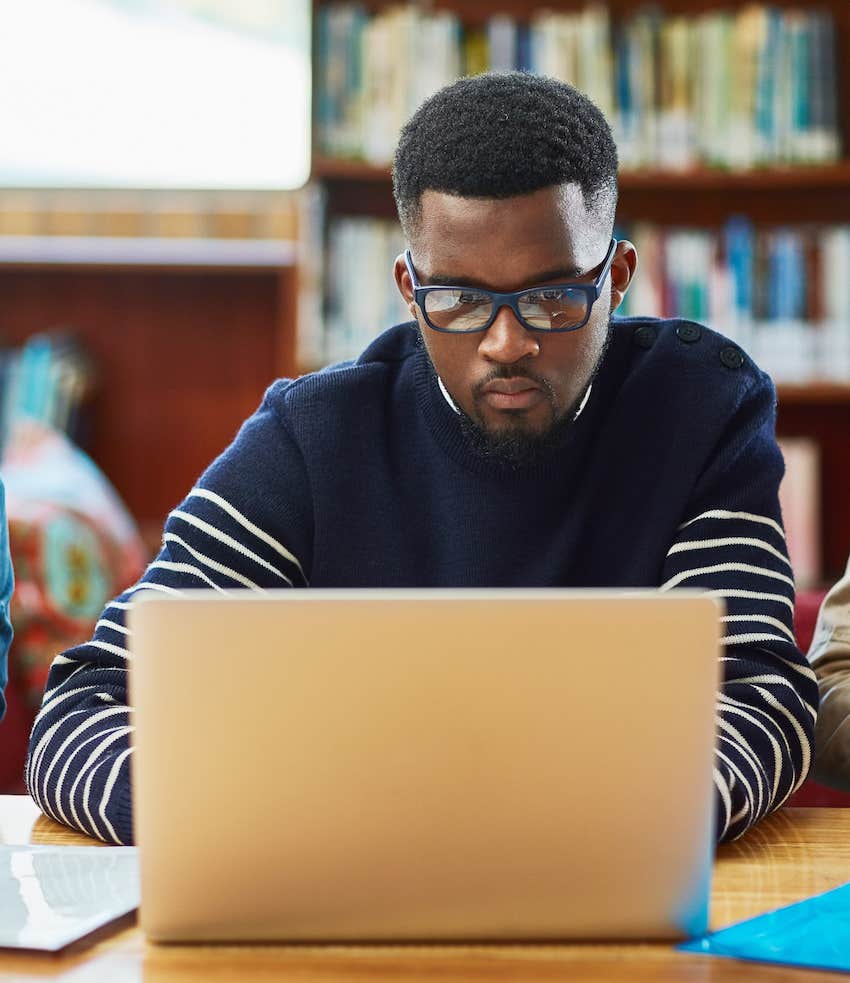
477, 305, 540, 363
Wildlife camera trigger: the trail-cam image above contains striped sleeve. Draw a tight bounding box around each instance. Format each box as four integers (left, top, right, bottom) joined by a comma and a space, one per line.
25, 383, 311, 844
659, 375, 818, 842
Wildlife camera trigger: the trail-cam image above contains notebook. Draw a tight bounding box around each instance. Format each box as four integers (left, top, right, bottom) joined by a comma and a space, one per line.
128, 589, 721, 943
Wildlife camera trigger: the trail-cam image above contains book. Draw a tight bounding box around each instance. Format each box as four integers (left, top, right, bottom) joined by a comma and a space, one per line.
296, 183, 328, 371
777, 437, 821, 589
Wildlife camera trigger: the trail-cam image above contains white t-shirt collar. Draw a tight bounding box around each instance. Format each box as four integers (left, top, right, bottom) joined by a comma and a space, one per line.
438, 376, 593, 422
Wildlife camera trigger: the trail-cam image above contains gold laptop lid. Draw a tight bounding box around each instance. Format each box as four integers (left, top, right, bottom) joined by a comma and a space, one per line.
129, 590, 720, 943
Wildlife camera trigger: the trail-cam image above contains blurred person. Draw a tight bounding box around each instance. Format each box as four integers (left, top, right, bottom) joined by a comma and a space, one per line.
809, 556, 850, 790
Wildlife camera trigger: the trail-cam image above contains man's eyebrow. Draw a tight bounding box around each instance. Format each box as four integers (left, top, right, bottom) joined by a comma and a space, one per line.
425, 266, 585, 289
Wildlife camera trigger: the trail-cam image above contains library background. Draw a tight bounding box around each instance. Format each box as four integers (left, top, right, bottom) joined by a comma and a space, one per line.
0, 0, 848, 797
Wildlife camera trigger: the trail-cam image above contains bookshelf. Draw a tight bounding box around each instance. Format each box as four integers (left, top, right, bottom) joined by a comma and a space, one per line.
308, 0, 850, 583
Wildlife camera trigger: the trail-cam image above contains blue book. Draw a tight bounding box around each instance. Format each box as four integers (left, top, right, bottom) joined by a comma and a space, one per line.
767, 233, 788, 322
515, 22, 531, 71
789, 233, 806, 321
790, 15, 811, 158
724, 217, 754, 323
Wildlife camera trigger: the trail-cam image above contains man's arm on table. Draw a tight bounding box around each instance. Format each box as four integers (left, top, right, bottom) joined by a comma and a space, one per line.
25, 384, 311, 844
809, 556, 850, 791
659, 371, 818, 842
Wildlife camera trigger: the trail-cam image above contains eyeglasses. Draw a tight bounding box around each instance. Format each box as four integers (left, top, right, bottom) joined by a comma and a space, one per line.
405, 238, 617, 335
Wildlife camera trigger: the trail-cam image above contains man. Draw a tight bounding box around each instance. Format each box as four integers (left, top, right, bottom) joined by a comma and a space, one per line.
0, 479, 13, 719
809, 557, 850, 791
26, 73, 816, 846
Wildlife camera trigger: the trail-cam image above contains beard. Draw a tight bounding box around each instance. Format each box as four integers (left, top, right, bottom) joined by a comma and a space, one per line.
420, 317, 613, 469
457, 396, 574, 468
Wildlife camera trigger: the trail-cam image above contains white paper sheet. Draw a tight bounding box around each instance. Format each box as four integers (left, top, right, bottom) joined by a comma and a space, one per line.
0, 845, 139, 950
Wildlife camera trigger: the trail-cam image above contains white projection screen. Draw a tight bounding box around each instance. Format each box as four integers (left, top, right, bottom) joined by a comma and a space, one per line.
0, 0, 311, 190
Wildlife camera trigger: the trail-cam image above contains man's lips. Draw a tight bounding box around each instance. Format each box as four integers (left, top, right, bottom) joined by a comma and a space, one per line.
479, 377, 544, 410
481, 378, 541, 396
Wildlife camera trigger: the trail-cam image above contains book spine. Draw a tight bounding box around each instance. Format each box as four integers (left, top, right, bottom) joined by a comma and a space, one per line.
788, 12, 811, 162
777, 437, 822, 589
808, 10, 840, 162
314, 5, 332, 155
516, 21, 531, 72
487, 15, 518, 73
463, 25, 489, 77
296, 183, 328, 371
724, 216, 755, 349
754, 8, 778, 164
657, 17, 693, 169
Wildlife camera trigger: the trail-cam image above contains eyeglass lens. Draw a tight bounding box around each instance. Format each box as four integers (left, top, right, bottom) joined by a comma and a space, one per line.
424, 287, 590, 332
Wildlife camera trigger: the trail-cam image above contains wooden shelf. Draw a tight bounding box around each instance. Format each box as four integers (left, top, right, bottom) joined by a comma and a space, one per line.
312, 157, 391, 183
622, 162, 850, 191
0, 235, 298, 272
314, 156, 850, 223
777, 383, 850, 405
312, 156, 850, 192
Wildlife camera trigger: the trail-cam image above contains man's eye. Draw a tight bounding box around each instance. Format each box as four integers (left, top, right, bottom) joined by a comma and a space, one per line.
457, 291, 488, 305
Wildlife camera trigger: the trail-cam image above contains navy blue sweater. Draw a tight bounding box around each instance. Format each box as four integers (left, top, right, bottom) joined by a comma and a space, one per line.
26, 317, 818, 845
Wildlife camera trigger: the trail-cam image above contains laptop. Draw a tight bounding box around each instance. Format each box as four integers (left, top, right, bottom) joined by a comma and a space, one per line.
128, 589, 721, 943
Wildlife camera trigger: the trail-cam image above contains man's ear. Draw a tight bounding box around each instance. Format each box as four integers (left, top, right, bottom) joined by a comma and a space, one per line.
393, 253, 417, 320
609, 240, 638, 313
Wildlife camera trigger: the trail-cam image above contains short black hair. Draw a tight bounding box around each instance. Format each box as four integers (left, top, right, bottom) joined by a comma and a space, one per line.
392, 72, 618, 240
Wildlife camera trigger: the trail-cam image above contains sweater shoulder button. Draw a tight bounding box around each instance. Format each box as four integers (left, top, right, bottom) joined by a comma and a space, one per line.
675, 322, 702, 343
719, 345, 745, 369
633, 325, 656, 349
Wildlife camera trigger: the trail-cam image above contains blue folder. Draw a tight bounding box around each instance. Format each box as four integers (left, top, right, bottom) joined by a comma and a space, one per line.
679, 880, 850, 973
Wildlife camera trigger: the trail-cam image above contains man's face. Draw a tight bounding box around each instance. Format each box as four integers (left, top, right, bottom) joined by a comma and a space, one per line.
395, 184, 634, 458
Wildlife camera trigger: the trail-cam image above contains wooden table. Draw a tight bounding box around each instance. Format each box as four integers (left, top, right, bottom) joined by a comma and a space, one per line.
2, 795, 849, 981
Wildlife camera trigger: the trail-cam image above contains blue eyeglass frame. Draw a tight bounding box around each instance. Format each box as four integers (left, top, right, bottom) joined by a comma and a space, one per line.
404, 237, 618, 334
